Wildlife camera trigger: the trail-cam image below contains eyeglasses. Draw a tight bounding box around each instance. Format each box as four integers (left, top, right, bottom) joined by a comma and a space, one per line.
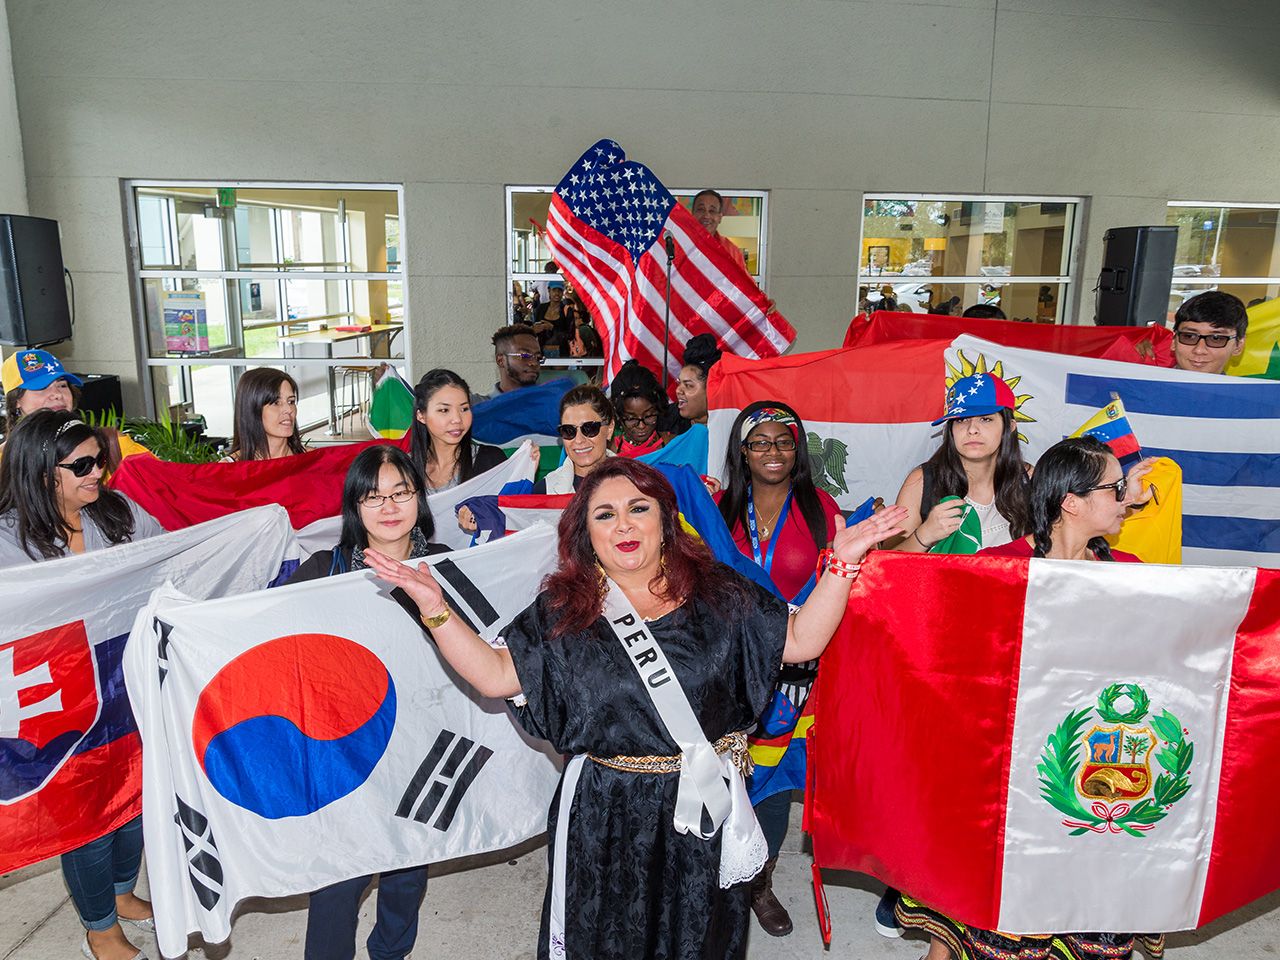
743, 437, 798, 453
1082, 477, 1128, 501
1174, 331, 1237, 349
57, 452, 107, 477
503, 351, 544, 364
359, 490, 418, 508
620, 412, 659, 427
557, 420, 605, 440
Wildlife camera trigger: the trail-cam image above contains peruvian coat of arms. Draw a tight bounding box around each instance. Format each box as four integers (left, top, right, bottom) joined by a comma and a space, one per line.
1038, 683, 1194, 837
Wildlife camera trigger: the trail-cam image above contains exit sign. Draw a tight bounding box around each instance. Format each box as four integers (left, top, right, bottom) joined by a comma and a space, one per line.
217, 188, 237, 208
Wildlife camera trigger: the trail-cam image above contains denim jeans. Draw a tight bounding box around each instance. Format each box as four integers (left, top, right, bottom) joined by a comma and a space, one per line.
60, 816, 144, 931
753, 790, 793, 861
304, 866, 429, 960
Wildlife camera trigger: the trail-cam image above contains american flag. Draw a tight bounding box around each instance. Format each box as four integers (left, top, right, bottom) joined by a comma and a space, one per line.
544, 139, 795, 385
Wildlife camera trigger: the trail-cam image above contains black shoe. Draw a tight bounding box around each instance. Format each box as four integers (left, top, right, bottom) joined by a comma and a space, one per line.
874, 886, 904, 938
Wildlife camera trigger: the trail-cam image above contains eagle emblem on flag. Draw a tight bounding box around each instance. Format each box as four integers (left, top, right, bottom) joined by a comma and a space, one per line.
1038, 682, 1195, 837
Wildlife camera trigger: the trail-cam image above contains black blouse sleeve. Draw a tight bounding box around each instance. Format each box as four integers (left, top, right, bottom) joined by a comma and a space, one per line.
472, 443, 508, 474
733, 575, 791, 719
499, 597, 569, 749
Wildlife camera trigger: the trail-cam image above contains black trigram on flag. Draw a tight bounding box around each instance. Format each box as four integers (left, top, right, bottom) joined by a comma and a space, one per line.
396, 729, 492, 831
174, 795, 223, 909
156, 619, 174, 686
431, 559, 500, 635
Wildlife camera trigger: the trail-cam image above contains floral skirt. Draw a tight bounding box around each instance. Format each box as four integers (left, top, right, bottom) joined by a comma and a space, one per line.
895, 895, 1165, 960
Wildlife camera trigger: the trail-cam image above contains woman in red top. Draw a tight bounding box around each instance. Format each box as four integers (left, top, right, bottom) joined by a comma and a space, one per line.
900, 436, 1164, 960
608, 360, 671, 458
714, 401, 843, 937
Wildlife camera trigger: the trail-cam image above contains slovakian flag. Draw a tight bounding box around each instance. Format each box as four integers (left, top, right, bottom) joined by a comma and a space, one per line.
0, 506, 299, 873
1070, 396, 1142, 466
125, 526, 562, 957
806, 551, 1280, 937
544, 139, 794, 386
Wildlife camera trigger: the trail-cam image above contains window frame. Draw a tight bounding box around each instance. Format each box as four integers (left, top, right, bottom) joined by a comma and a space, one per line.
1166, 199, 1280, 286
122, 179, 410, 424
856, 192, 1086, 323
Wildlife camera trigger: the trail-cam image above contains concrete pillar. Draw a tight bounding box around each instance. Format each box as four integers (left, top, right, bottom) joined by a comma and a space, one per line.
0, 0, 27, 215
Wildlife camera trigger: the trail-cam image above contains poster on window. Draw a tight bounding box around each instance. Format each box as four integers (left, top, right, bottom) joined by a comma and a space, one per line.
163, 291, 210, 354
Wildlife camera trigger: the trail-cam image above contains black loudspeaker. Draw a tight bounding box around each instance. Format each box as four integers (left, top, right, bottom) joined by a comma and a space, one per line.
1094, 225, 1177, 327
0, 215, 72, 346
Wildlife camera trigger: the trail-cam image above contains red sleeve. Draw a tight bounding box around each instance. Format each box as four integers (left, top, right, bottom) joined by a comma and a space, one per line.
816, 489, 843, 543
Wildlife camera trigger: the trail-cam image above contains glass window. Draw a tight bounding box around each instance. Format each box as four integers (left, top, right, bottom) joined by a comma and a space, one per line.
1166, 203, 1280, 316
128, 184, 407, 439
858, 196, 1081, 323
505, 185, 769, 369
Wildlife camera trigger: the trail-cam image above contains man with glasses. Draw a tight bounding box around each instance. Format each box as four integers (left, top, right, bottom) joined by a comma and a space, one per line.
473, 324, 544, 403
1171, 291, 1248, 376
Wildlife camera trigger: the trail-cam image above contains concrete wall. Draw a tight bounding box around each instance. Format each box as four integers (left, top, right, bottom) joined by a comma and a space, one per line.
0, 0, 26, 215
5, 0, 1280, 410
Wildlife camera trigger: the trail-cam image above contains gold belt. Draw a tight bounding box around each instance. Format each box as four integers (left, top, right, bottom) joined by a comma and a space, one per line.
589, 731, 753, 777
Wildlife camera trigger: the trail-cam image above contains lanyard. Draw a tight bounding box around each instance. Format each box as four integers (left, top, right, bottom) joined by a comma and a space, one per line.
746, 484, 793, 575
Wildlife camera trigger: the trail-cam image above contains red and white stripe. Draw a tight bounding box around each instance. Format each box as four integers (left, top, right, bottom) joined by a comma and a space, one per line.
546, 196, 794, 386
808, 551, 1280, 935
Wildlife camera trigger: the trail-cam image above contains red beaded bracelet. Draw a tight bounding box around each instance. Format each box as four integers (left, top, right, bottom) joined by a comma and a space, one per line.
817, 548, 862, 580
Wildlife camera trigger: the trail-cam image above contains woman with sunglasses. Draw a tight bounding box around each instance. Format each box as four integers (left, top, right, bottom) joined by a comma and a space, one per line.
408, 369, 506, 493
222, 368, 305, 462
0, 411, 162, 960
713, 400, 845, 937
532, 384, 615, 494
609, 360, 671, 458
896, 437, 1162, 960
286, 444, 446, 960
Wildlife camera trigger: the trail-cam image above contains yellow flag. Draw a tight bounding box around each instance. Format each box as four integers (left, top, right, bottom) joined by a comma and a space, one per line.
1107, 457, 1182, 564
1226, 298, 1280, 380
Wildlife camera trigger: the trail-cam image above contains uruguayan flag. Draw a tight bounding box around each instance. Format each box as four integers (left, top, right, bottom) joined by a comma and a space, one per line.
948, 336, 1280, 567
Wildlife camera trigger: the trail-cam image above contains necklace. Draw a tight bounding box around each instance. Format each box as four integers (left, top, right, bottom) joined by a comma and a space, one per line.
752, 497, 785, 539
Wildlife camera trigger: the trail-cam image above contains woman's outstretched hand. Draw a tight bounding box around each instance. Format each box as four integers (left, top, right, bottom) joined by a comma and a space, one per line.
832, 504, 909, 566
363, 547, 448, 617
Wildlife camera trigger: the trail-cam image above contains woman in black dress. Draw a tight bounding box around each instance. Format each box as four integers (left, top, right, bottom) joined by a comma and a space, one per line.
364, 457, 907, 959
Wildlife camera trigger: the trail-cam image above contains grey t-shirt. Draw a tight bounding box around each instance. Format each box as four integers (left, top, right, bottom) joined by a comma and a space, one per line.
0, 495, 165, 566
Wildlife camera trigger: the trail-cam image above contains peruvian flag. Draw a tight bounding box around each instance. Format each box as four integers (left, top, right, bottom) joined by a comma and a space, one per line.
806, 551, 1280, 935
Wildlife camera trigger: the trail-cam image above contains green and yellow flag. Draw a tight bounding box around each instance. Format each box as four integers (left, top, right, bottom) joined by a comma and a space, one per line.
1226, 298, 1280, 380
367, 366, 415, 439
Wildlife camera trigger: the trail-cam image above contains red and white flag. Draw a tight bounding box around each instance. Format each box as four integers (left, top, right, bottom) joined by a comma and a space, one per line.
545, 139, 793, 385
807, 551, 1280, 934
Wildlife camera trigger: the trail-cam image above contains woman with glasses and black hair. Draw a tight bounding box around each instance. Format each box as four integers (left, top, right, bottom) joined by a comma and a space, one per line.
0, 410, 162, 960
608, 359, 671, 458
896, 436, 1162, 960
286, 443, 447, 960
408, 369, 506, 493
714, 400, 845, 938
532, 384, 615, 494
222, 368, 306, 462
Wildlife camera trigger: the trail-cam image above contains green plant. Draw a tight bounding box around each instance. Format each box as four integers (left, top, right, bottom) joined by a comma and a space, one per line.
81, 409, 222, 464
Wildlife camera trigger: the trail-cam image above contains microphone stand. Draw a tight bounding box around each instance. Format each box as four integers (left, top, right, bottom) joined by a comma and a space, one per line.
662, 232, 675, 390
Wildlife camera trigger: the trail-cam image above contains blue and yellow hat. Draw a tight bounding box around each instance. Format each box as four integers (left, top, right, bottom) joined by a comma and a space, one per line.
2, 349, 83, 395
932, 373, 1017, 426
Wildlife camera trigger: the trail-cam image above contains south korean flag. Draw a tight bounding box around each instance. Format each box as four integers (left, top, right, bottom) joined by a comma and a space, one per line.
124, 525, 563, 958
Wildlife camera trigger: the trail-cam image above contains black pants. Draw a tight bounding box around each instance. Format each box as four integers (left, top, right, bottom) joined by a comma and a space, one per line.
304, 866, 429, 960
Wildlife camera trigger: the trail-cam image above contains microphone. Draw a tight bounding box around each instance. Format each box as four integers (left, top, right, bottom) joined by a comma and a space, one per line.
664, 232, 675, 261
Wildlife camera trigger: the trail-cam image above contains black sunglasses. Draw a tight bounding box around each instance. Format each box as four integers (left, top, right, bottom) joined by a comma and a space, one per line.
1082, 476, 1128, 502
57, 452, 107, 478
557, 420, 605, 440
1174, 330, 1237, 349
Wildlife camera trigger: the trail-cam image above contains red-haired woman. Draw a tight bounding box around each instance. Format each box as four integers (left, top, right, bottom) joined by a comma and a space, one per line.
364, 458, 907, 960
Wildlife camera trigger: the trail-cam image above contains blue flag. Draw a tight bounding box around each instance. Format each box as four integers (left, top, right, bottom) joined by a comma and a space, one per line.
471, 379, 575, 446
638, 423, 709, 475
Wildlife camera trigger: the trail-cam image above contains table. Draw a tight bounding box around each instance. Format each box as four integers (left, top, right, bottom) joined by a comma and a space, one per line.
278, 323, 403, 434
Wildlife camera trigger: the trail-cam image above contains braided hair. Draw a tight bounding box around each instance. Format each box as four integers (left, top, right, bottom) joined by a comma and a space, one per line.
1028, 436, 1116, 560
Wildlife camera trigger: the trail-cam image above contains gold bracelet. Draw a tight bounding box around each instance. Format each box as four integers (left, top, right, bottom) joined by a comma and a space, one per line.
421, 607, 451, 629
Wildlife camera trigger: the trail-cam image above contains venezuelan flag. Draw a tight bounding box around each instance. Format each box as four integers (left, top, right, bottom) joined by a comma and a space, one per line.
1070, 397, 1142, 466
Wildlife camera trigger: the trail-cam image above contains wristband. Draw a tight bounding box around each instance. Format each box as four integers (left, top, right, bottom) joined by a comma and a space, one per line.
912, 529, 933, 550
421, 607, 452, 629
817, 549, 862, 581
